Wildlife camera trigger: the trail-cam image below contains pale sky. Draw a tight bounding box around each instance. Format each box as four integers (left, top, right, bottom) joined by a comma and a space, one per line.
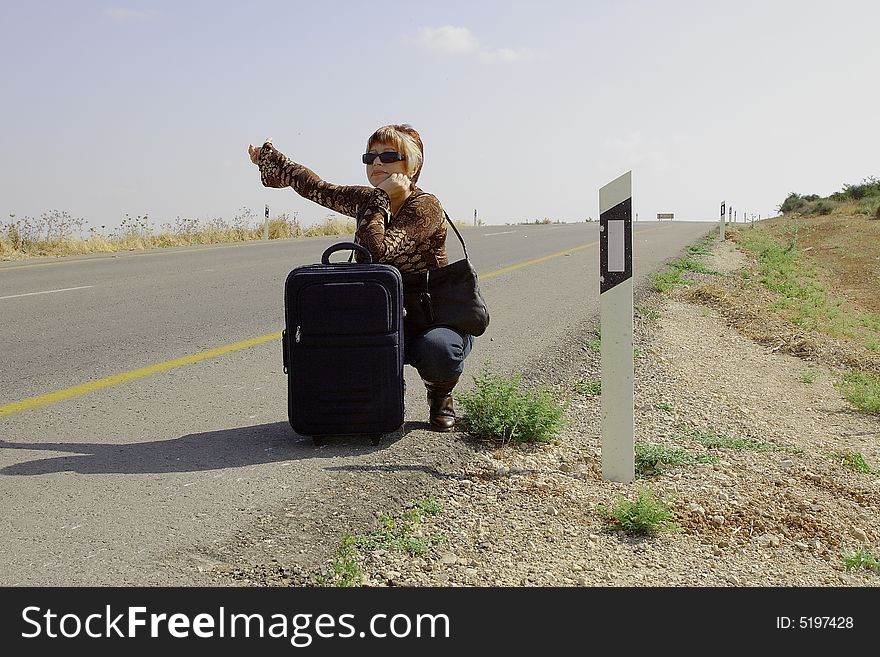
2, 0, 878, 230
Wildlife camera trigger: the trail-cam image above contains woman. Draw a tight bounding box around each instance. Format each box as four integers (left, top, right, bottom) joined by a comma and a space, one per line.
247, 124, 472, 431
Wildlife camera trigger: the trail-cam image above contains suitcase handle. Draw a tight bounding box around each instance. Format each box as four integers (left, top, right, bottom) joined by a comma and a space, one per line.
321, 242, 372, 264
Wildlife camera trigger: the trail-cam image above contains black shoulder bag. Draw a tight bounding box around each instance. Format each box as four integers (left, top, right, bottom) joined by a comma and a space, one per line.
401, 212, 490, 338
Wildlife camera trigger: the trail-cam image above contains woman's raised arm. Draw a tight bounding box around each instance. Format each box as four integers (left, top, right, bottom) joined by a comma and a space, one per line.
248, 140, 373, 219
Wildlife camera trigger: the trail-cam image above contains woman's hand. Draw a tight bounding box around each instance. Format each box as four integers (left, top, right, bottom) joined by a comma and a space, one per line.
247, 137, 272, 165
377, 173, 411, 197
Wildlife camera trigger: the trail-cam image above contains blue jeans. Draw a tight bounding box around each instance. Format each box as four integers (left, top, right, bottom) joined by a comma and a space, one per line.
404, 327, 474, 382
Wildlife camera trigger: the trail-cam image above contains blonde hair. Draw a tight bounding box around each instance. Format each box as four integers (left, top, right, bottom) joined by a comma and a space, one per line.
366, 124, 424, 184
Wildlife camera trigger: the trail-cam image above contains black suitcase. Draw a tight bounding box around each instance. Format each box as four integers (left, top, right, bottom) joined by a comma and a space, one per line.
282, 242, 404, 442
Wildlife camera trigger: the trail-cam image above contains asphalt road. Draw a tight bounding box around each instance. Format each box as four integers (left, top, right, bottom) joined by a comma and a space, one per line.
0, 221, 713, 585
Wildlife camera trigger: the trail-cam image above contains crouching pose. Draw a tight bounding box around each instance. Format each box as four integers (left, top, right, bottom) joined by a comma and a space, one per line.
248, 124, 473, 431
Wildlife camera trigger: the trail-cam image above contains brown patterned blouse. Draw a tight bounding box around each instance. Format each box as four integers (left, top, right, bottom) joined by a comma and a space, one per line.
257, 142, 448, 274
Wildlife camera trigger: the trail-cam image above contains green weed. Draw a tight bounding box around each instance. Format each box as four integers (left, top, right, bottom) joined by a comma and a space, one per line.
585, 339, 601, 352
575, 380, 602, 396
669, 257, 721, 275
600, 489, 681, 535
315, 534, 362, 587
842, 547, 880, 574
315, 499, 444, 586
416, 497, 443, 516
458, 366, 567, 443
651, 270, 687, 293
836, 371, 880, 415
634, 443, 718, 476
830, 449, 877, 475
678, 425, 802, 454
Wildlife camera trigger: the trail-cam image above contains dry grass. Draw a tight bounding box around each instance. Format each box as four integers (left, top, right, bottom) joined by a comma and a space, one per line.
0, 209, 357, 261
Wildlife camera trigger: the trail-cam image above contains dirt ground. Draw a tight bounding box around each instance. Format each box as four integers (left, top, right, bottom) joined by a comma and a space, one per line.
762, 213, 880, 315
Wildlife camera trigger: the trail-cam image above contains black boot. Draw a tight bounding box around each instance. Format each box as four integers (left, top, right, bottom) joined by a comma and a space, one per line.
423, 378, 459, 432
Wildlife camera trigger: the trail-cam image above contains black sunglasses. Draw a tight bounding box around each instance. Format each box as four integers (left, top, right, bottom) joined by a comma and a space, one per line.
362, 151, 406, 165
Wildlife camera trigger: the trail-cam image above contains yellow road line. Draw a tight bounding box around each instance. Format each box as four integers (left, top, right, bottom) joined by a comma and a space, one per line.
480, 241, 597, 279
479, 225, 662, 280
2, 232, 648, 417
0, 333, 280, 418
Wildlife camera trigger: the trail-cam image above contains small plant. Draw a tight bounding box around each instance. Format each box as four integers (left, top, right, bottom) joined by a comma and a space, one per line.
357, 510, 430, 556
315, 499, 445, 586
600, 489, 681, 535
678, 425, 801, 453
842, 547, 880, 574
585, 339, 601, 352
686, 244, 711, 256
635, 443, 718, 476
651, 270, 687, 293
801, 369, 819, 384
458, 366, 567, 443
416, 496, 443, 516
655, 401, 674, 412
638, 307, 661, 320
836, 370, 880, 415
830, 449, 877, 475
669, 257, 721, 276
315, 534, 362, 587
575, 380, 602, 396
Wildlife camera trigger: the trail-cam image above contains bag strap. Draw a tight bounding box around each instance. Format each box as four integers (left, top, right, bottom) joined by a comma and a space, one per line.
442, 211, 469, 260
409, 191, 470, 260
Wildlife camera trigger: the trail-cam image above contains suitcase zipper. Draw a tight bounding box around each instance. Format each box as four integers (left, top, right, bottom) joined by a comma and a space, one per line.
295, 325, 301, 343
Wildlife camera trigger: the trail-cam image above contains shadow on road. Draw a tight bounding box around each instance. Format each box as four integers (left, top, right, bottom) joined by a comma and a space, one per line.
0, 422, 414, 476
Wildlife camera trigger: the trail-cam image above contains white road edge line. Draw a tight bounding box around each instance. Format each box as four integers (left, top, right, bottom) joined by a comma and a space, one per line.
0, 285, 95, 300
484, 231, 517, 236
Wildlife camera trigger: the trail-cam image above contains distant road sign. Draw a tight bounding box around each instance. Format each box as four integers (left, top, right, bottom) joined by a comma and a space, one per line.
657, 213, 674, 220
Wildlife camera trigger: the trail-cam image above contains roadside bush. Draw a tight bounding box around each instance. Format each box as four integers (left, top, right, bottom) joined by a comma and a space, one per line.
812, 201, 831, 215
779, 193, 806, 214
457, 366, 567, 443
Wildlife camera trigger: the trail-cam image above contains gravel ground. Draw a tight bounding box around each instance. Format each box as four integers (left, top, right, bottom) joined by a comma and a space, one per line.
327, 236, 880, 588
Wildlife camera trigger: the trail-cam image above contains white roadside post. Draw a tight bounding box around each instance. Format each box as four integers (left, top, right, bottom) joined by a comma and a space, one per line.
720, 201, 726, 240
264, 204, 269, 241
599, 171, 634, 483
